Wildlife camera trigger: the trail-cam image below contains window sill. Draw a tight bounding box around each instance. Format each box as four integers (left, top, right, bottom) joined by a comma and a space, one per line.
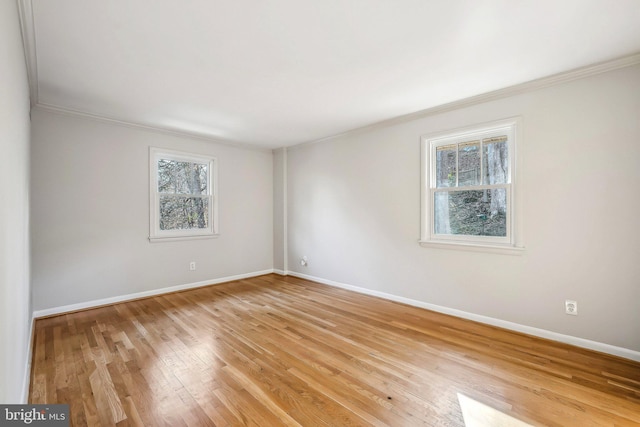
149, 234, 219, 243
418, 239, 525, 255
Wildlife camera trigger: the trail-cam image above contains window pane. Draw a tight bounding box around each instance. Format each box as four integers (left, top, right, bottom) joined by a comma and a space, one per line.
436, 144, 457, 188
159, 196, 210, 230
158, 159, 208, 194
434, 189, 507, 237
458, 140, 480, 186
483, 136, 508, 185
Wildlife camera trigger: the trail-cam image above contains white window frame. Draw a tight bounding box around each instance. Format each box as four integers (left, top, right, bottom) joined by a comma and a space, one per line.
420, 117, 524, 255
149, 147, 219, 242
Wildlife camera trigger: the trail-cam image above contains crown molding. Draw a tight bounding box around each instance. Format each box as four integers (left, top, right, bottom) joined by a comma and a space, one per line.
17, 0, 268, 152
289, 52, 640, 150
33, 103, 272, 152
15, 1, 639, 152
15, 0, 269, 152
17, 0, 38, 107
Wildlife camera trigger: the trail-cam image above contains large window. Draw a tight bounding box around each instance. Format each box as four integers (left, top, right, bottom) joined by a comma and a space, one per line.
420, 118, 523, 253
149, 148, 218, 241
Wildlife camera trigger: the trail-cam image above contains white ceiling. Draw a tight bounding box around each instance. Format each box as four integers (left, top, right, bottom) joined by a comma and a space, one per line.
23, 0, 640, 148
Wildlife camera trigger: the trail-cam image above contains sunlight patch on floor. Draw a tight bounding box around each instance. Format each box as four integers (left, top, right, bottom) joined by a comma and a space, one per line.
457, 393, 533, 427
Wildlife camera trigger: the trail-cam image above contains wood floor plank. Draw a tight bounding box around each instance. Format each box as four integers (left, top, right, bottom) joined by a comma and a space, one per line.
30, 274, 640, 426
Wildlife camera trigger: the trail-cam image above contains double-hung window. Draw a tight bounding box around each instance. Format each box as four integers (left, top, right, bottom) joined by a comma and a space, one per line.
420, 118, 523, 254
149, 148, 218, 241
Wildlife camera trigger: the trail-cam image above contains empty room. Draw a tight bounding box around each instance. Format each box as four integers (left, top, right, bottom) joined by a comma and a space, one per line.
2, 0, 640, 425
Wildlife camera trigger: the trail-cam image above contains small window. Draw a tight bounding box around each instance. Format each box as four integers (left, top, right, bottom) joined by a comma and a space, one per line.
420, 118, 523, 254
149, 148, 218, 241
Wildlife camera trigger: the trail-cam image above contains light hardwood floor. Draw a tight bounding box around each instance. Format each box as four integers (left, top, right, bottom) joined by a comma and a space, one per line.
29, 274, 640, 426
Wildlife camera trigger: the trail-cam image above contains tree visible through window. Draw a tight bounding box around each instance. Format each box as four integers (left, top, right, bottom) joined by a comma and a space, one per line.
434, 135, 508, 237
421, 119, 520, 251
158, 158, 209, 230
150, 148, 217, 240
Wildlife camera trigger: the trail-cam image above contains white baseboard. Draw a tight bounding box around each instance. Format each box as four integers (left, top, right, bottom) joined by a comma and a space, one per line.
32, 269, 275, 318
30, 268, 640, 362
286, 271, 640, 362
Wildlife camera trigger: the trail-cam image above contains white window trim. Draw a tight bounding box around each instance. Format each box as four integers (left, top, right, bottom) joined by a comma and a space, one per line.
149, 147, 219, 242
419, 117, 524, 255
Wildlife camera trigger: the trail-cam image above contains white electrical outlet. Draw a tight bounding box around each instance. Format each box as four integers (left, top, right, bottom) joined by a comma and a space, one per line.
189, 261, 196, 271
565, 300, 577, 315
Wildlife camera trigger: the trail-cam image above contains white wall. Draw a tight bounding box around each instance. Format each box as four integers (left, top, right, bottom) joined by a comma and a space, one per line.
31, 109, 273, 311
0, 0, 32, 403
273, 148, 286, 272
287, 64, 640, 352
